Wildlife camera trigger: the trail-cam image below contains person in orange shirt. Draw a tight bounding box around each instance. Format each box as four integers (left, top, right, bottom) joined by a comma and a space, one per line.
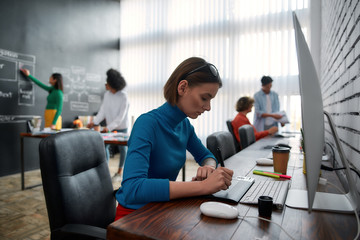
231, 96, 278, 144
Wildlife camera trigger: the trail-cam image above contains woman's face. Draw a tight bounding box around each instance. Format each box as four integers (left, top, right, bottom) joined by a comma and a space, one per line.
247, 103, 254, 113
177, 80, 219, 119
49, 76, 57, 86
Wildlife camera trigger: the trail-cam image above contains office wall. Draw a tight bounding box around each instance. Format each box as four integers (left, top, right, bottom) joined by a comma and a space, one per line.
320, 0, 360, 193
0, 0, 120, 176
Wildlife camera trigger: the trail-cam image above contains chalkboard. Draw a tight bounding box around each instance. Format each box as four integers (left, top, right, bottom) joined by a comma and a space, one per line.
0, 0, 120, 176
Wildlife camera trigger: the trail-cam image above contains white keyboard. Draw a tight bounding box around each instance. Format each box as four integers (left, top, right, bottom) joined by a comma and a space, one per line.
212, 176, 290, 210
240, 180, 290, 209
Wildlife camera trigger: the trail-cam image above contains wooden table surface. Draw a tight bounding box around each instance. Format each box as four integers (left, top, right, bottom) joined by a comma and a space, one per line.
107, 134, 358, 240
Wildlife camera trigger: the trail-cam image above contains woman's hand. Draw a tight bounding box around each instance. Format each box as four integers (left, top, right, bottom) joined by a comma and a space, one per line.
192, 165, 216, 181
201, 167, 234, 194
86, 122, 94, 129
50, 124, 56, 130
20, 68, 30, 76
86, 122, 102, 132
169, 167, 234, 200
268, 126, 278, 135
101, 127, 109, 133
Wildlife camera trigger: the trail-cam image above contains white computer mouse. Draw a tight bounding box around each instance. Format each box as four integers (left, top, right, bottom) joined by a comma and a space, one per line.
200, 201, 239, 219
256, 158, 273, 166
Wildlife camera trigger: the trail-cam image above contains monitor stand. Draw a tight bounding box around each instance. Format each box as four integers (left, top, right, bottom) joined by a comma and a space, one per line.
286, 189, 354, 213
285, 111, 359, 213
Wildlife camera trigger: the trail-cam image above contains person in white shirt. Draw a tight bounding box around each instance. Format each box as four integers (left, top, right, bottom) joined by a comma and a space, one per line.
87, 69, 129, 181
253, 76, 283, 131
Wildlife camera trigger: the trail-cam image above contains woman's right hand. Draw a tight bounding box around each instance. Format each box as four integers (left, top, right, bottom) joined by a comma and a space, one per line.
20, 68, 30, 76
201, 167, 234, 194
268, 126, 278, 135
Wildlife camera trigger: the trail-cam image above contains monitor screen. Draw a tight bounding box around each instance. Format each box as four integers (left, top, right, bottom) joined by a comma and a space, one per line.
293, 11, 324, 212
285, 12, 359, 214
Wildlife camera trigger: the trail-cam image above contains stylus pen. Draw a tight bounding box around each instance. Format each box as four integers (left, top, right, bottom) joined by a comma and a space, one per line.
253, 170, 280, 179
255, 170, 292, 179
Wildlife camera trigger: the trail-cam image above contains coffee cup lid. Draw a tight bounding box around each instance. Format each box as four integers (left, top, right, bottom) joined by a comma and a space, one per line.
272, 146, 290, 152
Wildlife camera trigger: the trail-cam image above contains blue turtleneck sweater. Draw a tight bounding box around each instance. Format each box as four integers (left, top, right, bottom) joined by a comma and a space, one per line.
115, 102, 217, 209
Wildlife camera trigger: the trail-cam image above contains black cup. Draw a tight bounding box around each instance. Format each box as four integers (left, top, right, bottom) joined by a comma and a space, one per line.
258, 196, 273, 218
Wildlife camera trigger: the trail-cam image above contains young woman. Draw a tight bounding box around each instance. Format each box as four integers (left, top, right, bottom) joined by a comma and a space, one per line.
87, 69, 129, 181
232, 96, 278, 144
20, 68, 63, 130
114, 57, 233, 220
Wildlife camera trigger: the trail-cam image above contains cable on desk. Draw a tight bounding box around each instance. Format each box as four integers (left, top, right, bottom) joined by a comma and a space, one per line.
321, 165, 360, 179
238, 215, 295, 240
323, 141, 360, 180
326, 181, 360, 240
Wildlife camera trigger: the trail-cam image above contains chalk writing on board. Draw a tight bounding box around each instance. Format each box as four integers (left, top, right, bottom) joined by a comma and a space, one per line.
0, 115, 40, 123
0, 48, 36, 106
53, 65, 102, 112
0, 91, 13, 98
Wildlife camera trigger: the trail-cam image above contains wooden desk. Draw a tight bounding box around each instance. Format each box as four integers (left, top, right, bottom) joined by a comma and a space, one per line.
107, 135, 358, 240
20, 131, 127, 190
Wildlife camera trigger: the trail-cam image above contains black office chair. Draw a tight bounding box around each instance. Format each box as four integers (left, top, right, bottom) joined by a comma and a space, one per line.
226, 119, 241, 152
206, 131, 236, 167
39, 130, 116, 240
238, 124, 256, 149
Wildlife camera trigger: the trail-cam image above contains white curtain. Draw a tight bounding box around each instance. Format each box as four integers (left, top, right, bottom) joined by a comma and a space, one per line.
119, 0, 310, 142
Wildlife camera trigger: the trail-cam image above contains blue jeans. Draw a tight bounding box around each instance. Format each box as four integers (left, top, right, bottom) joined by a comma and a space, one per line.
105, 128, 128, 169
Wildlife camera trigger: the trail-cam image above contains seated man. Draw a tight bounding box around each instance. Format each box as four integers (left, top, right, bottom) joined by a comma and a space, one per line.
231, 96, 278, 144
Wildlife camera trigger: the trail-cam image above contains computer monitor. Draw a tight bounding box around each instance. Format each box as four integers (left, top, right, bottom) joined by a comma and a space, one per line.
285, 12, 360, 213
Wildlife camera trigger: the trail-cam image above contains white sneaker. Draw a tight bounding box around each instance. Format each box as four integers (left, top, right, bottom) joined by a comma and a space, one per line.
112, 173, 122, 182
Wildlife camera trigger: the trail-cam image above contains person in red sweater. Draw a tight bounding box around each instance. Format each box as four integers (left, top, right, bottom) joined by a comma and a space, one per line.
231, 96, 278, 144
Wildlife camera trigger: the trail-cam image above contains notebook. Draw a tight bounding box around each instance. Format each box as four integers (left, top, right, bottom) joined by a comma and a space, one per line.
212, 176, 290, 209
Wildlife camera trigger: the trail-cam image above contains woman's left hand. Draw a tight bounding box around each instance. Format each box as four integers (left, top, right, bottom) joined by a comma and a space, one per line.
101, 127, 109, 133
20, 68, 30, 76
50, 124, 56, 130
192, 165, 215, 181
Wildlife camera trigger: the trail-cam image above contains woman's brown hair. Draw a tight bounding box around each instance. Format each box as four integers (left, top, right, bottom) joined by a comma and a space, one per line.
163, 57, 222, 105
51, 73, 63, 91
235, 96, 254, 112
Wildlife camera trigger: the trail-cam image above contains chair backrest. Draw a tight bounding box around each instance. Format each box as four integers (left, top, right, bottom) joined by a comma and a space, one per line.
238, 124, 256, 149
39, 130, 116, 234
226, 120, 241, 152
206, 131, 236, 167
